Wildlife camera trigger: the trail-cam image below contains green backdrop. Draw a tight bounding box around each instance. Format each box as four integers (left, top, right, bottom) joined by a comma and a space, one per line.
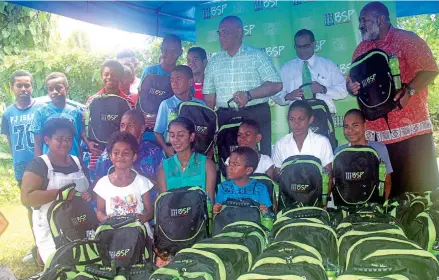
195, 0, 396, 146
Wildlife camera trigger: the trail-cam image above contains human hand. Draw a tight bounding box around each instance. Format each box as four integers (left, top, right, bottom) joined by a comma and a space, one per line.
81, 191, 92, 202
347, 80, 361, 95
259, 204, 269, 214
144, 114, 157, 129
87, 140, 102, 156
233, 91, 249, 108
213, 203, 222, 214
311, 82, 325, 94
393, 88, 411, 110
164, 146, 175, 157
285, 88, 304, 101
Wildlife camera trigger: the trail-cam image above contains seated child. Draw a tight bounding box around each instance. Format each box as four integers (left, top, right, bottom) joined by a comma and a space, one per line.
154, 65, 205, 157
214, 147, 273, 215
334, 109, 393, 200
94, 131, 154, 236
226, 119, 275, 180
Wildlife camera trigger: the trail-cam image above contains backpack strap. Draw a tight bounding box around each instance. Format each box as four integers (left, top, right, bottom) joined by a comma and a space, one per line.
40, 154, 54, 172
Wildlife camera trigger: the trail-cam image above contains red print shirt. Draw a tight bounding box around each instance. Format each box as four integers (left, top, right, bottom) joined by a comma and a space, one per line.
352, 26, 438, 144
193, 82, 204, 101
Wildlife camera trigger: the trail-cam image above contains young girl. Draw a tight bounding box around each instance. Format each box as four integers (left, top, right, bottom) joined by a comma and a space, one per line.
94, 131, 154, 230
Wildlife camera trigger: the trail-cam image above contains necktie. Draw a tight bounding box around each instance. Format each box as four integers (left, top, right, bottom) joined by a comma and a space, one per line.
302, 60, 313, 100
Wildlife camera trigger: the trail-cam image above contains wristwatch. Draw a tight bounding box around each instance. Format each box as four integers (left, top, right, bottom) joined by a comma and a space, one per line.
246, 91, 253, 101
321, 86, 327, 94
406, 85, 415, 96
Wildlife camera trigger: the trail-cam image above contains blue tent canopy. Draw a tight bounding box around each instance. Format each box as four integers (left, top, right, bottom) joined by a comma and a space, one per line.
9, 1, 439, 42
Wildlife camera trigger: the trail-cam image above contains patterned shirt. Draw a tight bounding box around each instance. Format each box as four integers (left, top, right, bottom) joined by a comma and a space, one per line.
352, 26, 438, 144
203, 44, 281, 108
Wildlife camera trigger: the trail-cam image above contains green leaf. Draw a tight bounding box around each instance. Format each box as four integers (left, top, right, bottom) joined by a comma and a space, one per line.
3, 45, 11, 55
17, 23, 25, 35
2, 29, 10, 39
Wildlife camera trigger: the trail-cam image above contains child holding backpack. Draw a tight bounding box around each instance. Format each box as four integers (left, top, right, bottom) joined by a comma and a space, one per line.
214, 147, 273, 215
93, 131, 154, 234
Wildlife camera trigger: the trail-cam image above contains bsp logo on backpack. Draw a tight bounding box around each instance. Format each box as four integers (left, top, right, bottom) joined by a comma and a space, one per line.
195, 125, 208, 135
361, 73, 377, 87
149, 87, 166, 96
101, 114, 119, 122
109, 249, 131, 260
345, 171, 365, 180
170, 207, 192, 217
71, 214, 88, 226
291, 184, 309, 193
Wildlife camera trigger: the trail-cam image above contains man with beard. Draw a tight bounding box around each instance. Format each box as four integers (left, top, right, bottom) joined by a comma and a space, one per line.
347, 1, 439, 196
203, 16, 282, 156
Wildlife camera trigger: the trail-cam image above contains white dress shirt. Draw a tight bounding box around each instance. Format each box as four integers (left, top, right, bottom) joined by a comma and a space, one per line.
272, 54, 348, 113
271, 129, 334, 168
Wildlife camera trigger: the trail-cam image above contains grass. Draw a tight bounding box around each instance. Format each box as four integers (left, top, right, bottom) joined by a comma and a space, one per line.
0, 159, 40, 279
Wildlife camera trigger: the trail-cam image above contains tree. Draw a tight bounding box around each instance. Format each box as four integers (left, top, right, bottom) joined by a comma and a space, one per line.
0, 2, 52, 60
66, 30, 91, 51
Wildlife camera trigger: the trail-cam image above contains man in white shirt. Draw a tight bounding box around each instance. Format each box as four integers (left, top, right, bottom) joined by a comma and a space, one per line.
272, 100, 333, 180
273, 29, 348, 113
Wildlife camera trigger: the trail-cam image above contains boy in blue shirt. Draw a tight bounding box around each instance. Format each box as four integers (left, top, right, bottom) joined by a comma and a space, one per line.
214, 146, 272, 215
1, 70, 44, 185
31, 72, 93, 158
154, 65, 205, 157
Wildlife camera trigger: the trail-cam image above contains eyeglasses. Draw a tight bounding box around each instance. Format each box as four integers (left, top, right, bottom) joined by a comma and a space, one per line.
294, 43, 313, 49
15, 83, 32, 89
217, 29, 231, 37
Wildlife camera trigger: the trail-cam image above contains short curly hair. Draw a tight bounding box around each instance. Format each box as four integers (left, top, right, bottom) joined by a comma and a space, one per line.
41, 118, 76, 139
107, 131, 139, 154
231, 146, 259, 174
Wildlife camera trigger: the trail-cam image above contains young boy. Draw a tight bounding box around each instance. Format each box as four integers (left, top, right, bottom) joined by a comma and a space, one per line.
94, 131, 154, 235
187, 47, 208, 101
121, 65, 138, 104
93, 110, 165, 189
31, 72, 91, 158
154, 65, 205, 157
1, 70, 44, 185
226, 120, 275, 179
117, 49, 141, 96
84, 60, 134, 169
214, 146, 272, 214
271, 101, 333, 204
335, 109, 393, 200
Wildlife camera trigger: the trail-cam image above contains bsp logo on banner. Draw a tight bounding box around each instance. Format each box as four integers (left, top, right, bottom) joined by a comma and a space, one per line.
314, 40, 326, 53
254, 0, 278, 11
324, 10, 355, 26
244, 24, 256, 36
263, 46, 285, 58
202, 4, 227, 20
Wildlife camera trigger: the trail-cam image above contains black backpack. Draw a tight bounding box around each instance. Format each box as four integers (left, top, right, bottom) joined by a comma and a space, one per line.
154, 186, 209, 256
136, 74, 174, 115
333, 145, 386, 206
349, 49, 397, 121
215, 117, 242, 179
250, 173, 278, 213
47, 185, 99, 248
213, 197, 262, 236
178, 101, 218, 155
278, 155, 329, 209
94, 215, 151, 268
87, 94, 131, 150
301, 89, 337, 150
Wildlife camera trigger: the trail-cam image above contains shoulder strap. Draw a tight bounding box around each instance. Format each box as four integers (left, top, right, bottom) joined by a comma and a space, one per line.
40, 154, 54, 171
71, 156, 82, 171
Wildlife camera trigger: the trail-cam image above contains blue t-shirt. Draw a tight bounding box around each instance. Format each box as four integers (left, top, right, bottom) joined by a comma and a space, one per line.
216, 179, 273, 207
140, 64, 171, 84
1, 100, 45, 180
154, 95, 205, 140
30, 102, 83, 157
334, 141, 393, 174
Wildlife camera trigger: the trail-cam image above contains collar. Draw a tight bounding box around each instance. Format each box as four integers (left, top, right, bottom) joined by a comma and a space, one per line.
225, 43, 246, 57
97, 88, 124, 96
173, 152, 195, 169
299, 54, 316, 67
290, 129, 313, 143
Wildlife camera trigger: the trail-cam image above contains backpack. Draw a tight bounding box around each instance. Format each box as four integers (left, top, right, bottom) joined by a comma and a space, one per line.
136, 74, 174, 115
408, 203, 439, 257
150, 248, 235, 280
250, 173, 278, 213
385, 195, 428, 233
272, 220, 338, 274
94, 215, 151, 268
277, 207, 331, 226
178, 101, 218, 155
192, 236, 260, 278
41, 240, 108, 280
333, 146, 386, 206
47, 185, 99, 248
349, 49, 397, 121
303, 95, 338, 150
86, 94, 131, 150
215, 117, 242, 179
213, 198, 262, 236
215, 221, 268, 255
278, 155, 329, 209
337, 270, 410, 279
336, 211, 402, 237
154, 187, 209, 256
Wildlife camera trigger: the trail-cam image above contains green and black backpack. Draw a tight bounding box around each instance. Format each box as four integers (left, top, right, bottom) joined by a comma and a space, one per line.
94, 215, 151, 268
278, 155, 329, 209
47, 184, 99, 248
250, 173, 279, 213
214, 117, 242, 179
277, 206, 331, 226
154, 186, 209, 256
150, 248, 234, 280
408, 203, 439, 258
333, 145, 386, 207
384, 195, 428, 233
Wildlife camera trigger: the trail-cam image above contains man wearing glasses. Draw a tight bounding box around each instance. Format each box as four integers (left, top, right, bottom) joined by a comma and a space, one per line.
204, 16, 282, 156
273, 29, 347, 113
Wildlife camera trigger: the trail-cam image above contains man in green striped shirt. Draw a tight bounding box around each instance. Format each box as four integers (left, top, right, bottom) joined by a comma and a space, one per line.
203, 16, 282, 155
